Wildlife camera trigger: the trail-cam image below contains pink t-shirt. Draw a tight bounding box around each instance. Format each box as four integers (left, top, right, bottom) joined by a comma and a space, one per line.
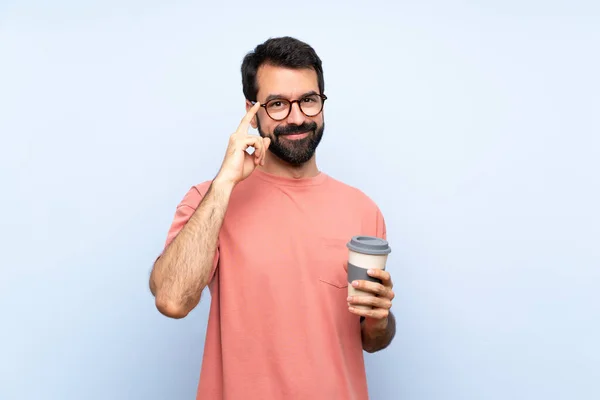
163, 168, 387, 400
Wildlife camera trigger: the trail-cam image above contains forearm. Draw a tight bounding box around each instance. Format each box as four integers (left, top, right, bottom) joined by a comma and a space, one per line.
361, 311, 396, 353
150, 179, 233, 318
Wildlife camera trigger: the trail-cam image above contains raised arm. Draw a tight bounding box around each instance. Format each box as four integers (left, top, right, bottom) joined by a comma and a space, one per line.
149, 102, 270, 318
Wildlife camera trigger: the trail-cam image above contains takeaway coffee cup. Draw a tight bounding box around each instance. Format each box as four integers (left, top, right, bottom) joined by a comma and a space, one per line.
346, 236, 392, 310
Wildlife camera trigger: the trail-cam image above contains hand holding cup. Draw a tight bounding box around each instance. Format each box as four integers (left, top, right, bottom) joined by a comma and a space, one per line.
345, 236, 395, 323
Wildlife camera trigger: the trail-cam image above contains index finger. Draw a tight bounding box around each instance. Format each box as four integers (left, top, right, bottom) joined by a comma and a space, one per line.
236, 102, 261, 135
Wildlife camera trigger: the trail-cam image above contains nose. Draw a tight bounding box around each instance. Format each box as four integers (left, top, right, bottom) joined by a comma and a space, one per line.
285, 101, 305, 126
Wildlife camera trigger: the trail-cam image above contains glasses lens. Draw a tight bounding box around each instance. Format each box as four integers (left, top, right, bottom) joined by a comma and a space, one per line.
299, 94, 323, 116
266, 99, 291, 120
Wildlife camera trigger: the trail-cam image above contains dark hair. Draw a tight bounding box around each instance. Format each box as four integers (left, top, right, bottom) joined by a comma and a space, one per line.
241, 36, 324, 102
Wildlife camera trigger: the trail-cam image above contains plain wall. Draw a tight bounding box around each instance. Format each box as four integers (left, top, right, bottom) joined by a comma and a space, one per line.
1, 1, 598, 399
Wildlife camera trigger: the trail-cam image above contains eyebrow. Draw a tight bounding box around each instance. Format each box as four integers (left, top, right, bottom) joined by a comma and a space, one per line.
264, 90, 319, 103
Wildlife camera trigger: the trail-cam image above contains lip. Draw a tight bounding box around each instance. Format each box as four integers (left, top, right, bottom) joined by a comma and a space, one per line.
281, 131, 310, 140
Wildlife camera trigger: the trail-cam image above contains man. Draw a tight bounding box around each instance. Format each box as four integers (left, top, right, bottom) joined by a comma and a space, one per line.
149, 36, 396, 399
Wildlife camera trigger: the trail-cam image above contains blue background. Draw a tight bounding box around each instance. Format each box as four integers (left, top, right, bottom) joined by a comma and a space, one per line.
1, 1, 599, 399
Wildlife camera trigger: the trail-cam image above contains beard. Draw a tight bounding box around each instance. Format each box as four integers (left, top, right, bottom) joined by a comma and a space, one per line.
256, 117, 324, 165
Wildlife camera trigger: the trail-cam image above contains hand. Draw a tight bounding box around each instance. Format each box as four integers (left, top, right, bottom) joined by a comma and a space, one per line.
347, 269, 395, 330
214, 102, 271, 187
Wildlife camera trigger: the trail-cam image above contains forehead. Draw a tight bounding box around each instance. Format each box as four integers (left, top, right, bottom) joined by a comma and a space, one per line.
256, 64, 319, 100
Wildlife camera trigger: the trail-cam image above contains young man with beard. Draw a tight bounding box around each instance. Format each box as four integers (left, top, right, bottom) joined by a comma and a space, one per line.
149, 36, 397, 399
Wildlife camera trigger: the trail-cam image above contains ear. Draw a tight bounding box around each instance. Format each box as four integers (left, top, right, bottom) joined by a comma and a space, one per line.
246, 100, 258, 129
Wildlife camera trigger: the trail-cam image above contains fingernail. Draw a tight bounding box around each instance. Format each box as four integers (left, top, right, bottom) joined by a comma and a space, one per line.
368, 269, 374, 275
347, 296, 352, 301
352, 281, 359, 287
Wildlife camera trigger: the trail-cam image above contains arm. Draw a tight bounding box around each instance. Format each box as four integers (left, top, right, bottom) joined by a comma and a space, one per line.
347, 268, 397, 353
150, 102, 269, 319
361, 311, 396, 353
150, 179, 234, 319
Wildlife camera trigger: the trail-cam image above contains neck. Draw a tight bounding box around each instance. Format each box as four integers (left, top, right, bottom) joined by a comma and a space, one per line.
259, 153, 319, 179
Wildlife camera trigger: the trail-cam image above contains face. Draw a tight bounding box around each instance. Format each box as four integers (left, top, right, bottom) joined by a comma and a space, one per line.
248, 64, 325, 165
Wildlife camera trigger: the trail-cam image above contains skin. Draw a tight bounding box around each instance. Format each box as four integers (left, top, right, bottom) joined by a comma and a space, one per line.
349, 269, 397, 353
149, 103, 268, 318
150, 63, 396, 352
246, 64, 322, 179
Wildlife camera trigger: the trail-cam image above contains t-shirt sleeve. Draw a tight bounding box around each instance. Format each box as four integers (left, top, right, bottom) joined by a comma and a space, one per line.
375, 206, 387, 240
161, 182, 220, 283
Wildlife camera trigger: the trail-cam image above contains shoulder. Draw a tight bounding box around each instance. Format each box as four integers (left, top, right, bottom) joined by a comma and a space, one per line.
324, 173, 382, 212
324, 173, 387, 238
176, 180, 213, 210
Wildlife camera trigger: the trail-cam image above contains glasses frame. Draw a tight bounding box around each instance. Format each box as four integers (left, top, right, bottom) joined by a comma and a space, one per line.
252, 93, 328, 121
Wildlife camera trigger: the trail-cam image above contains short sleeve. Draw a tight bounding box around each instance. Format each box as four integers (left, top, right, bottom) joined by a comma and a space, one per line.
161, 182, 220, 283
375, 206, 387, 240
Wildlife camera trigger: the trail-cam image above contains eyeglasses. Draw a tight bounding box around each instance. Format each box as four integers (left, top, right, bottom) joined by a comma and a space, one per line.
252, 93, 327, 121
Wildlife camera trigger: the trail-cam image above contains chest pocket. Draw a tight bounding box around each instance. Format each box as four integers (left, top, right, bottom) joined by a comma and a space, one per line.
317, 238, 349, 289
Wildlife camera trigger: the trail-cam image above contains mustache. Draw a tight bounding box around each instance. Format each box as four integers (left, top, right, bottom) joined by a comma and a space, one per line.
274, 122, 317, 137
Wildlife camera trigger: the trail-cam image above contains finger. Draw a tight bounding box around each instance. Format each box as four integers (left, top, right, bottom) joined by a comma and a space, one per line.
255, 147, 262, 166
261, 137, 271, 165
254, 136, 266, 166
347, 295, 392, 310
351, 280, 392, 299
236, 102, 261, 135
348, 305, 389, 320
253, 137, 264, 165
366, 269, 393, 288
239, 136, 263, 166
239, 135, 263, 151
258, 145, 264, 166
